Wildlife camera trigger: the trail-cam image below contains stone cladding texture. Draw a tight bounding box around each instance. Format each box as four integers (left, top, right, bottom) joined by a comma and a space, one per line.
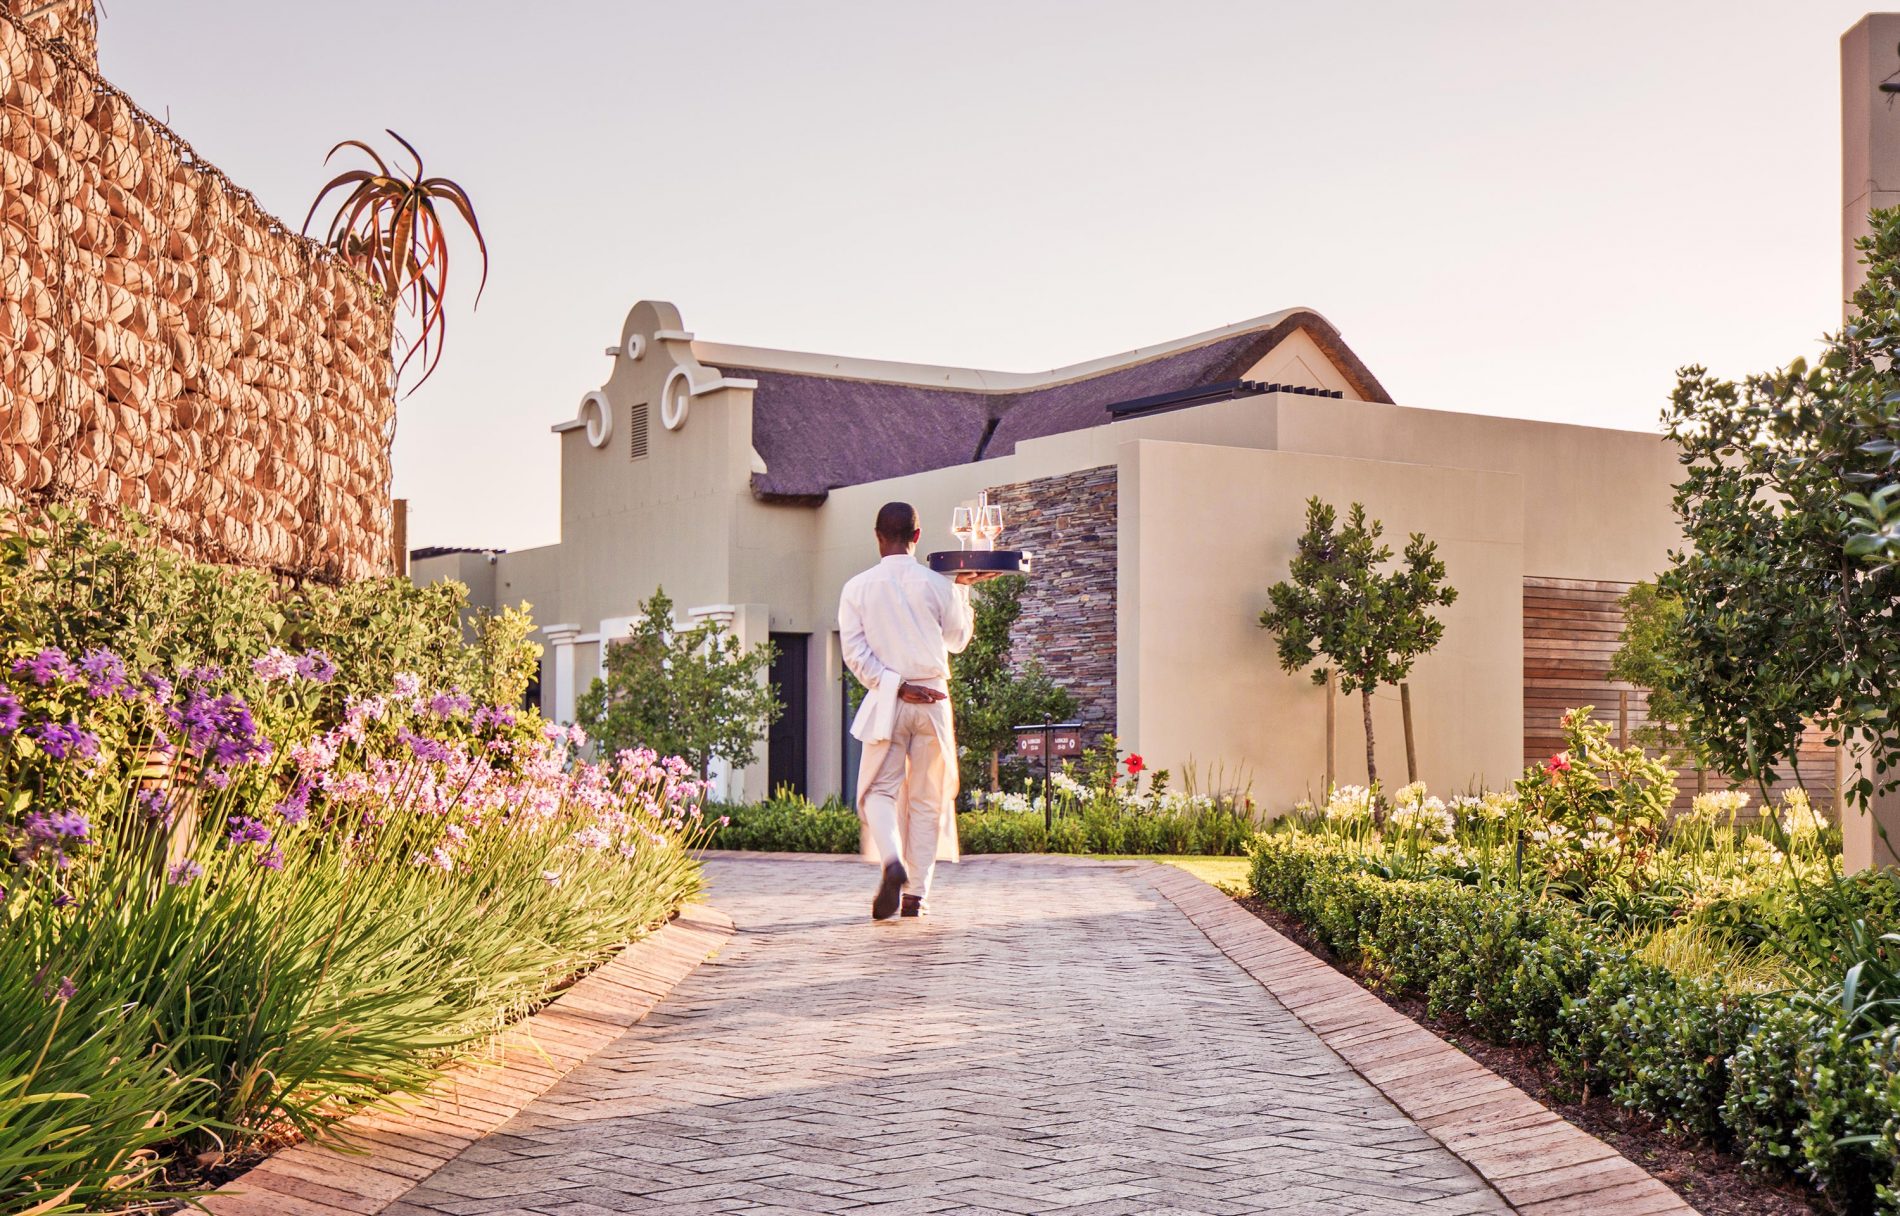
985, 465, 1118, 741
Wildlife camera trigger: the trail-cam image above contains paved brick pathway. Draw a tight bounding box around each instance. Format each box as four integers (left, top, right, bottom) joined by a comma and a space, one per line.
386, 856, 1513, 1215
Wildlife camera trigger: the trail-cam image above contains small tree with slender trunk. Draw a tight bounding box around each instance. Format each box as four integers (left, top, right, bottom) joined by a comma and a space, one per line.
1258, 498, 1458, 813
576, 587, 779, 780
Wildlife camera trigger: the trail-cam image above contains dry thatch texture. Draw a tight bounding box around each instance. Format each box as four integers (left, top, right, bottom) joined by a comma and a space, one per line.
0, 5, 398, 581
5, 0, 95, 69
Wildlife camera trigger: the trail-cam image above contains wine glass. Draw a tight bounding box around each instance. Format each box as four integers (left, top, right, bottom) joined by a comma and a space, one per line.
951, 506, 975, 551
977, 504, 1004, 551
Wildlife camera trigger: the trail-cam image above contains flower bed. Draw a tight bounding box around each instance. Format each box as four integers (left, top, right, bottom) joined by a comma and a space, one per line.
1251, 709, 1900, 1215
0, 510, 714, 1214
711, 745, 1258, 857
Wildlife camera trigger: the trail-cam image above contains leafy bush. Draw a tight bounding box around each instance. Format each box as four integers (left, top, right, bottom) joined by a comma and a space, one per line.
708, 790, 860, 853
576, 587, 779, 779
705, 786, 1259, 857
1249, 825, 1900, 1213
1551, 959, 1758, 1141
0, 505, 540, 722
0, 506, 710, 1212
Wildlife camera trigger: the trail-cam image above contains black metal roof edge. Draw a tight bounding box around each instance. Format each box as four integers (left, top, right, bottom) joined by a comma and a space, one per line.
1104, 379, 1342, 418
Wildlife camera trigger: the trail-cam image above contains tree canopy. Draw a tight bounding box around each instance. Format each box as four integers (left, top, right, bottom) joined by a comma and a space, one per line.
576, 587, 779, 779
1658, 208, 1900, 805
1258, 498, 1457, 800
950, 574, 1076, 793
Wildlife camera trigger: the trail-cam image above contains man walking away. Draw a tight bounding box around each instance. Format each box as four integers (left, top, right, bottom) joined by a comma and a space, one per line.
838, 501, 985, 920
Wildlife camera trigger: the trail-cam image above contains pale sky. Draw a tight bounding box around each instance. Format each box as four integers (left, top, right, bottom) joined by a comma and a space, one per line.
103, 1, 1870, 553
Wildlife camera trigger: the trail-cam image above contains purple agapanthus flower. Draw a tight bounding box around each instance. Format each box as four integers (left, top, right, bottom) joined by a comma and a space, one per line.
54, 976, 74, 1001
78, 649, 129, 699
396, 728, 455, 765
136, 787, 174, 828
0, 687, 21, 736
296, 651, 337, 684
21, 813, 52, 842
256, 846, 284, 871
472, 704, 516, 732
274, 781, 313, 825
28, 722, 99, 761
47, 811, 88, 842
141, 671, 175, 703
165, 688, 268, 768
250, 648, 299, 682
166, 859, 204, 886
427, 689, 473, 719
226, 816, 271, 847
11, 648, 74, 687
50, 892, 74, 909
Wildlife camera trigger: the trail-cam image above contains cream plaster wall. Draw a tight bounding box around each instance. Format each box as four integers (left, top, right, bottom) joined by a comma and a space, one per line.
1118, 440, 1525, 814
1843, 14, 1900, 310
1274, 399, 1681, 582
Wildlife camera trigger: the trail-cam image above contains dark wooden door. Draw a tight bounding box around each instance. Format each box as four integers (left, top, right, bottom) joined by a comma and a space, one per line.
767, 633, 809, 798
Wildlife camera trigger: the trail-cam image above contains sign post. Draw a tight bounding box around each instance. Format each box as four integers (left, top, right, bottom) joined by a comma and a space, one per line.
1014, 721, 1084, 832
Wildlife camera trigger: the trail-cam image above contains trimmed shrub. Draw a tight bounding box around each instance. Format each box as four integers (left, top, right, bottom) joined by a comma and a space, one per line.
1551, 959, 1758, 1141
1249, 832, 1900, 1212
708, 794, 860, 854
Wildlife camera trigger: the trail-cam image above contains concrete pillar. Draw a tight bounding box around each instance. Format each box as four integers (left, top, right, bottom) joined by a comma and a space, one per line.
1842, 742, 1900, 873
543, 623, 581, 725
1841, 17, 1900, 872
687, 603, 771, 803
1843, 14, 1900, 309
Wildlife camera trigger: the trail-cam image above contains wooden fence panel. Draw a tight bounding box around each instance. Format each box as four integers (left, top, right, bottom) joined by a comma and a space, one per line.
1522, 576, 1838, 817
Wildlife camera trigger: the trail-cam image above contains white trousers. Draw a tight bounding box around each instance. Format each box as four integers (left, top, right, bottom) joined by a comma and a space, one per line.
861, 700, 948, 899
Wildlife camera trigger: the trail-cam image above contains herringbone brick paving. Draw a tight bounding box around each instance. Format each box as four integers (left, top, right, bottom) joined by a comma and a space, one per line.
386, 857, 1516, 1215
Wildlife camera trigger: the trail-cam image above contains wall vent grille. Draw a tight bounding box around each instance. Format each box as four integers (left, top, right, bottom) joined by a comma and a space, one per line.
629, 401, 649, 460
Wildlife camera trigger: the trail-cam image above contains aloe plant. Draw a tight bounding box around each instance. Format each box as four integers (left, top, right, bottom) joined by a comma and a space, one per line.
303, 130, 488, 394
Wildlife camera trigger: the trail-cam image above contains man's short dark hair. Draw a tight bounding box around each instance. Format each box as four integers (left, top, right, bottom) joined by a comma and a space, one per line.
875, 502, 919, 543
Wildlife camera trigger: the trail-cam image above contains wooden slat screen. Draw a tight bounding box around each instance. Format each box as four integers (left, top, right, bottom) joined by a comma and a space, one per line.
1523, 576, 1839, 816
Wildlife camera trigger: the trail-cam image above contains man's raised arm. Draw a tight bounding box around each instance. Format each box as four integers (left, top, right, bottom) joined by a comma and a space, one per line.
940, 578, 975, 656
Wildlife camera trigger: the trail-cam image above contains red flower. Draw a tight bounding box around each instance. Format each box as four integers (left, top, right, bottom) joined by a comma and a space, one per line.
1125, 754, 1145, 776
1545, 752, 1571, 774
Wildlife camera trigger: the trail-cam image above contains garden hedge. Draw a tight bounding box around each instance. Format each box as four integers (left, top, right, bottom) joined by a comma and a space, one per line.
1250, 836, 1900, 1214
707, 795, 1256, 857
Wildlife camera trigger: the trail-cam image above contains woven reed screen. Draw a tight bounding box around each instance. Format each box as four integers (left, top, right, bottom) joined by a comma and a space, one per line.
0, 5, 398, 581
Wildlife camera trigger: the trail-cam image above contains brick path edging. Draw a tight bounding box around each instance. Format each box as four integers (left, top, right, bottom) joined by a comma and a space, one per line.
1142, 862, 1696, 1216
199, 903, 734, 1216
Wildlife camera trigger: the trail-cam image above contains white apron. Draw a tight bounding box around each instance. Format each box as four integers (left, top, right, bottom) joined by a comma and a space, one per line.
852, 675, 961, 865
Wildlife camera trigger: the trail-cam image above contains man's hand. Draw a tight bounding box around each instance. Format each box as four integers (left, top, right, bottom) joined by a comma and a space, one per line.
898, 682, 947, 704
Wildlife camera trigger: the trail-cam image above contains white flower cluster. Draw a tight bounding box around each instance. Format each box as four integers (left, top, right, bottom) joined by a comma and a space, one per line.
1051, 771, 1086, 798
1321, 784, 1374, 823
1778, 789, 1828, 838
982, 790, 1045, 815
1450, 791, 1517, 825
1741, 834, 1784, 867
1151, 792, 1216, 815
1387, 791, 1455, 840
1689, 790, 1750, 821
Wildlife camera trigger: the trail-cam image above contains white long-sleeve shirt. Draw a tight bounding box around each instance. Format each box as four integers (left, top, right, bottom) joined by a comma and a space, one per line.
839, 554, 974, 696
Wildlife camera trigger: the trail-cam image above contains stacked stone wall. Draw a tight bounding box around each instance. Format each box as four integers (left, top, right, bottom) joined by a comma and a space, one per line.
984, 465, 1118, 741
0, 5, 396, 580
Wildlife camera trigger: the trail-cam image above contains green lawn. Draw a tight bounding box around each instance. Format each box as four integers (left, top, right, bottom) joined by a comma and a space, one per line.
1095, 854, 1252, 893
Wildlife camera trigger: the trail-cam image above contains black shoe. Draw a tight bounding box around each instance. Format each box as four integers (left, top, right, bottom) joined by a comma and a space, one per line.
872, 860, 908, 920
900, 895, 926, 918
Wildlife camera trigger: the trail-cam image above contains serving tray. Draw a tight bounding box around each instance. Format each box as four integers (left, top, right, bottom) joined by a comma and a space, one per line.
927, 549, 1030, 576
